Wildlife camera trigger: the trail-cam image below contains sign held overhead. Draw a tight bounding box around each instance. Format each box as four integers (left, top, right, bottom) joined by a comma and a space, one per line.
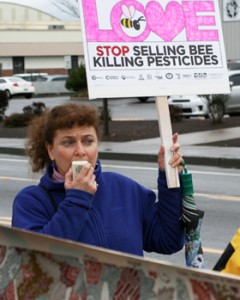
78, 0, 230, 99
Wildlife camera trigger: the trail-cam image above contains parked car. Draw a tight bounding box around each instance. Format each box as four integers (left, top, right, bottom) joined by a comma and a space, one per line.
227, 60, 240, 71
32, 74, 70, 95
168, 94, 209, 118
0, 76, 35, 99
226, 70, 240, 115
41, 74, 69, 81
209, 70, 240, 120
14, 73, 48, 82
138, 70, 240, 120
137, 94, 210, 118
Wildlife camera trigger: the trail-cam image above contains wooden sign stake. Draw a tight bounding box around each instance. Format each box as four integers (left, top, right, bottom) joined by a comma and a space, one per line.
156, 96, 180, 189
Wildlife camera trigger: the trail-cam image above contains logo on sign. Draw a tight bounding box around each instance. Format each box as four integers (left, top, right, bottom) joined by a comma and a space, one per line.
194, 73, 207, 78
166, 73, 173, 79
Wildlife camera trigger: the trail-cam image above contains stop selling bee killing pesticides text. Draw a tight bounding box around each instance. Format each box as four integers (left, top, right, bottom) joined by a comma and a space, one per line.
92, 44, 219, 69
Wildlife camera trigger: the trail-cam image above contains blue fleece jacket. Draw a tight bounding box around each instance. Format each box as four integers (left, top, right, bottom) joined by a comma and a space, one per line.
12, 160, 184, 256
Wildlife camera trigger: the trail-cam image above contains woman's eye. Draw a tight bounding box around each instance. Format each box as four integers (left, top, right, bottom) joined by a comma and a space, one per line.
62, 140, 75, 146
84, 139, 94, 145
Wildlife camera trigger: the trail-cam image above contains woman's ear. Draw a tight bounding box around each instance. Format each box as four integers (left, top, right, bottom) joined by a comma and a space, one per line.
45, 142, 54, 161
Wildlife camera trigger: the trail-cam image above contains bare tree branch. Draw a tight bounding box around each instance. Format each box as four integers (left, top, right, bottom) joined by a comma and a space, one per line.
50, 0, 80, 19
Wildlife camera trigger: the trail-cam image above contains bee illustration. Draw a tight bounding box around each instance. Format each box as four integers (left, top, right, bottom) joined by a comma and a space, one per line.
121, 4, 145, 31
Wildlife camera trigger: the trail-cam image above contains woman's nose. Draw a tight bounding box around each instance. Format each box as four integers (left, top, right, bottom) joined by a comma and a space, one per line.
75, 142, 85, 156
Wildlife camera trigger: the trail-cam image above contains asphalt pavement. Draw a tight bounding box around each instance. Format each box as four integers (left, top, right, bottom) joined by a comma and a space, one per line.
0, 126, 240, 169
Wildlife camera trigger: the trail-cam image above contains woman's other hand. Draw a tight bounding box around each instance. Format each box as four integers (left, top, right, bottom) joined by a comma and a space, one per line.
158, 133, 184, 172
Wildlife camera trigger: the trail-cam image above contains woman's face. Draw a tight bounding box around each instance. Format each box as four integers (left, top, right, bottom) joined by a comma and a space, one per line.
46, 126, 98, 176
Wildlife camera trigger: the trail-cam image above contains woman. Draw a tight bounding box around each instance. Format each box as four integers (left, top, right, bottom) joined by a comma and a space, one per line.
12, 103, 185, 256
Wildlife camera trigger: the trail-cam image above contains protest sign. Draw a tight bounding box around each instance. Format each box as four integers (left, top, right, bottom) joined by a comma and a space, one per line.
78, 0, 230, 99
78, 0, 230, 187
1, 225, 240, 299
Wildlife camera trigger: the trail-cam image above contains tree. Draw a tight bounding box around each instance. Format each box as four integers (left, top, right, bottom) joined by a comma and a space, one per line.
65, 63, 87, 93
208, 94, 228, 123
0, 90, 9, 121
50, 0, 80, 19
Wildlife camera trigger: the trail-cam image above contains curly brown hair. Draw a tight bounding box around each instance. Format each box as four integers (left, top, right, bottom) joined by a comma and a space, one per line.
25, 103, 101, 172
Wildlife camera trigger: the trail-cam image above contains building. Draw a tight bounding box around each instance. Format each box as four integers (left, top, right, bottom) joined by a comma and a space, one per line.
0, 2, 84, 76
0, 1, 239, 77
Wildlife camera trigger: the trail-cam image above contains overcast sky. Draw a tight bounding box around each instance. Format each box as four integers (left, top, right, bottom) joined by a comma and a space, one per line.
0, 0, 79, 20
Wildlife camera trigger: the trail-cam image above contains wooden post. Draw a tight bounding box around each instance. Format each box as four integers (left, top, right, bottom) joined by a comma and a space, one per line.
103, 98, 109, 136
156, 96, 180, 188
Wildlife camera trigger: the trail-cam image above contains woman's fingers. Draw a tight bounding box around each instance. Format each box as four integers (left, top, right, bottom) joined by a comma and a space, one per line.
158, 132, 184, 171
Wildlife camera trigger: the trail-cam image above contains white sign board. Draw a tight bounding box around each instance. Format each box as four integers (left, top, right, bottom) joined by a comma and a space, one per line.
64, 55, 72, 69
223, 0, 240, 21
78, 0, 230, 99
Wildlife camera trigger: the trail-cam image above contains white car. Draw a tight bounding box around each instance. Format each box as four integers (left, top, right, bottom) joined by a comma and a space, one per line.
226, 70, 240, 115
41, 74, 69, 81
208, 70, 240, 120
168, 70, 240, 120
14, 73, 48, 82
168, 94, 209, 118
138, 70, 240, 120
0, 76, 35, 99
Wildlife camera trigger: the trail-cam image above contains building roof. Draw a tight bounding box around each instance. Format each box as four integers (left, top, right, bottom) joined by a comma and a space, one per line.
0, 2, 61, 22
0, 2, 83, 57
